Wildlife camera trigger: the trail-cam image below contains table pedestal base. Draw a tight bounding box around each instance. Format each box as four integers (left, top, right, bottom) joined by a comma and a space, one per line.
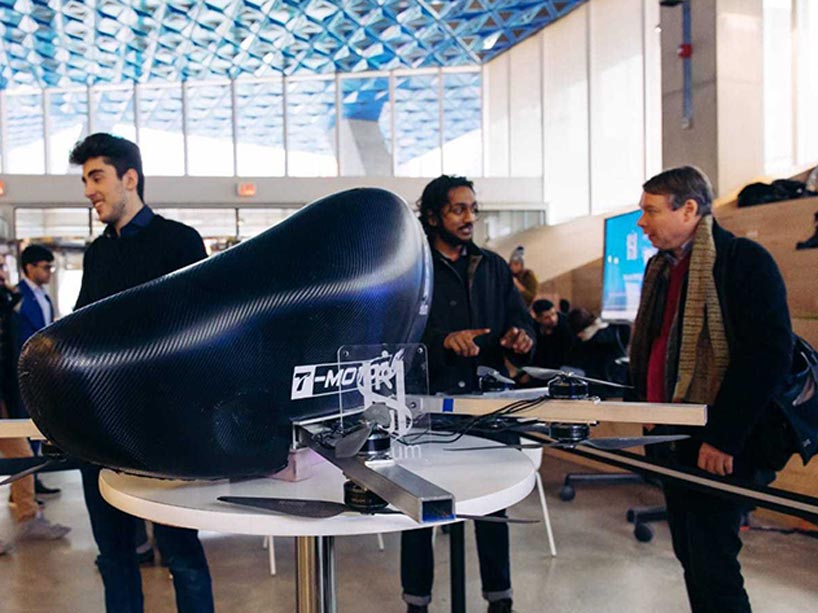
296, 536, 336, 613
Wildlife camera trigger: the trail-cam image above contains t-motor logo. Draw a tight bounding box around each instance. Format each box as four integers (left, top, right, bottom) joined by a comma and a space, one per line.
290, 351, 403, 401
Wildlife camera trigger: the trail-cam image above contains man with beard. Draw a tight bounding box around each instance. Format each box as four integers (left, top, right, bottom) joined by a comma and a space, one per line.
400, 175, 534, 613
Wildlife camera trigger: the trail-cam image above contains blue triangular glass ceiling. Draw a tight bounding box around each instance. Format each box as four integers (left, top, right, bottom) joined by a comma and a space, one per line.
0, 0, 585, 90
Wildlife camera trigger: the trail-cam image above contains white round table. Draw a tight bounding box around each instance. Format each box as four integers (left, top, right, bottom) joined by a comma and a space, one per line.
99, 435, 536, 613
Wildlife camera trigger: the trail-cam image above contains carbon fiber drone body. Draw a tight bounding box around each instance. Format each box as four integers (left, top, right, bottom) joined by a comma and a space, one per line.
18, 188, 432, 480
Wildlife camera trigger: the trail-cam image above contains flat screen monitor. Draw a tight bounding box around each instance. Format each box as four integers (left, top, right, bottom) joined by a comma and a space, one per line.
601, 209, 657, 321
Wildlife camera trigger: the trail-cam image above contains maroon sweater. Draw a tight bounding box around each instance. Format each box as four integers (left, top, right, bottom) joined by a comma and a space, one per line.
646, 253, 690, 403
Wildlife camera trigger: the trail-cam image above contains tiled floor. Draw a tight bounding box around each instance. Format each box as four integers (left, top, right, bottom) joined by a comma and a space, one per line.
0, 455, 815, 612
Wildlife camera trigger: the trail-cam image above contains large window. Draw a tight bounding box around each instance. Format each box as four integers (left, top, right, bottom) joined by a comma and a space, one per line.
764, 0, 794, 175
154, 208, 237, 237
48, 89, 89, 174
339, 76, 390, 176
238, 208, 295, 239
5, 92, 45, 174
15, 208, 92, 239
93, 86, 137, 141
2, 67, 483, 179
186, 82, 234, 176
235, 79, 285, 177
138, 85, 184, 176
395, 73, 440, 177
442, 71, 482, 177
286, 78, 337, 176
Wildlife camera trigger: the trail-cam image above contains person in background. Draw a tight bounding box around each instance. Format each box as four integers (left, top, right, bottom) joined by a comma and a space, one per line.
508, 245, 538, 307
564, 308, 630, 395
795, 210, 818, 250
0, 261, 70, 554
14, 244, 61, 497
531, 299, 574, 370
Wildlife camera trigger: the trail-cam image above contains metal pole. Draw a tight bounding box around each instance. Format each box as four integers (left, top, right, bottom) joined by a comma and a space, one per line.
231, 79, 239, 177
449, 522, 466, 613
296, 536, 319, 613
320, 536, 337, 613
0, 91, 7, 172
295, 536, 337, 613
181, 81, 189, 175
42, 90, 51, 174
283, 76, 289, 177
334, 72, 341, 176
438, 67, 444, 174
389, 71, 397, 177
681, 0, 693, 129
133, 82, 141, 145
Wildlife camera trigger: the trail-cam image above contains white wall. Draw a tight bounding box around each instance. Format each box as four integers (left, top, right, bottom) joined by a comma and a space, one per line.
543, 5, 590, 223
795, 0, 818, 167
508, 36, 542, 177
484, 0, 662, 223
484, 54, 510, 177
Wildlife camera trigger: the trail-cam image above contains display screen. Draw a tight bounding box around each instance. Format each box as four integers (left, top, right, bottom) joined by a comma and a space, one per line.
601, 209, 657, 321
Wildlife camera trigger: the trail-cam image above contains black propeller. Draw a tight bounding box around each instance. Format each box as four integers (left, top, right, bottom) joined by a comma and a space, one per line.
0, 459, 57, 487
0, 443, 76, 486
522, 367, 632, 390
333, 403, 393, 458
217, 496, 539, 524
444, 434, 689, 452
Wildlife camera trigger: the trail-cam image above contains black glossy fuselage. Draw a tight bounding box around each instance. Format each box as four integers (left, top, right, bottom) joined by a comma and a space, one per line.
19, 188, 432, 479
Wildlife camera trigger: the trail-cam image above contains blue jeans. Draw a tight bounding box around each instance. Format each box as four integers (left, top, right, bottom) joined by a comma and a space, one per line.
400, 509, 512, 606
81, 466, 214, 613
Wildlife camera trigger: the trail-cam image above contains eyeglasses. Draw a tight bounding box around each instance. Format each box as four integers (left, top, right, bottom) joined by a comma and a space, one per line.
443, 203, 480, 218
36, 263, 55, 272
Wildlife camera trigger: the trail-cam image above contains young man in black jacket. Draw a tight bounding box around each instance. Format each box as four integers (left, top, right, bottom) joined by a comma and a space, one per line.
69, 133, 214, 613
401, 175, 534, 613
630, 166, 792, 613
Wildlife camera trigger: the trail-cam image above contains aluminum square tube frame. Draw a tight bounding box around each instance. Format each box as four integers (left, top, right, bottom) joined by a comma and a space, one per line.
299, 423, 454, 524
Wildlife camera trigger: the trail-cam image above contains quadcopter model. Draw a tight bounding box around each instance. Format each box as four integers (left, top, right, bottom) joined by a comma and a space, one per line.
2, 187, 815, 527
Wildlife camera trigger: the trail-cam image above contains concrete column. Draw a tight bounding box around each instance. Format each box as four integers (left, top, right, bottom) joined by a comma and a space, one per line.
661, 0, 763, 196
338, 119, 391, 176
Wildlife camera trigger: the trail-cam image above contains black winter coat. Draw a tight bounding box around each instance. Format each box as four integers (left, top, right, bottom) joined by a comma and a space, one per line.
633, 220, 793, 464
422, 242, 534, 394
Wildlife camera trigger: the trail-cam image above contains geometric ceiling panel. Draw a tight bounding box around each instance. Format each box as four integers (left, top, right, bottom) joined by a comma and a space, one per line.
0, 0, 586, 90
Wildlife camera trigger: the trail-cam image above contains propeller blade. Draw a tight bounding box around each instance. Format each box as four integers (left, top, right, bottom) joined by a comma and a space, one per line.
362, 403, 392, 428
522, 367, 562, 380
443, 443, 553, 452
580, 434, 689, 451
522, 366, 632, 389
334, 423, 374, 458
572, 374, 632, 390
0, 458, 59, 487
218, 496, 349, 518
477, 366, 516, 386
455, 514, 540, 524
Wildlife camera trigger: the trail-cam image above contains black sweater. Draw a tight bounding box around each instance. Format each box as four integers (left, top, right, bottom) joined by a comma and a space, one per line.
75, 215, 207, 310
422, 242, 534, 394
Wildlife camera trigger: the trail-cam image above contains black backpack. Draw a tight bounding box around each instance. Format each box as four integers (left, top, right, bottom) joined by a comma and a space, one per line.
717, 237, 818, 471
749, 335, 818, 471
737, 179, 807, 207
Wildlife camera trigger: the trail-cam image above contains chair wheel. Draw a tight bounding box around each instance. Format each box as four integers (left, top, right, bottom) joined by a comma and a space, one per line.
559, 485, 575, 501
634, 523, 654, 542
